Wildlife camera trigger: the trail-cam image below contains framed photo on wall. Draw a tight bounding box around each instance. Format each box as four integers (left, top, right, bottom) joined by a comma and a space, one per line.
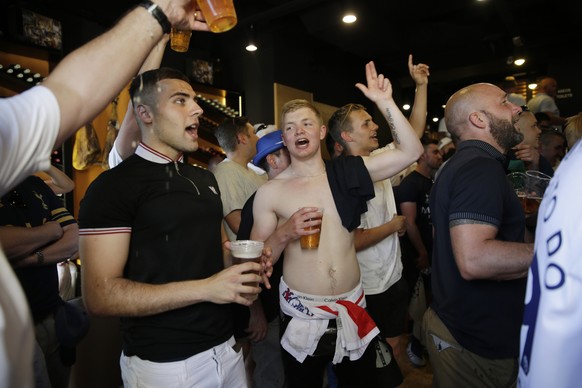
21, 9, 62, 50
188, 59, 214, 85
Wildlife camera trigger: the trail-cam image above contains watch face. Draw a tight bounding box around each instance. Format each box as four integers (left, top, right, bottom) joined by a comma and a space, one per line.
36, 251, 45, 264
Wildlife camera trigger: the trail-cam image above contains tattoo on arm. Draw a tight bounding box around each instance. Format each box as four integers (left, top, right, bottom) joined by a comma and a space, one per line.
385, 108, 399, 144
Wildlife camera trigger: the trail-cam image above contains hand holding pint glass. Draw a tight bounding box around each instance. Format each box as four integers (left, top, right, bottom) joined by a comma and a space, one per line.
196, 0, 237, 33
230, 240, 263, 299
170, 0, 237, 52
300, 208, 324, 249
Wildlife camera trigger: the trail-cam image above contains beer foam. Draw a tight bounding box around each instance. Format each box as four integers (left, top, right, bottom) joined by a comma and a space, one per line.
232, 251, 261, 259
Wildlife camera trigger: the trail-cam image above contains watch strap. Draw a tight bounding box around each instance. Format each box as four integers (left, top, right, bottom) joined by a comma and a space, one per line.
138, 1, 171, 34
35, 250, 45, 265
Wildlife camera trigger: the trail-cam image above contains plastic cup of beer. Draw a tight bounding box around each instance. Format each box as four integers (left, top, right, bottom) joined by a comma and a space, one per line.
300, 208, 324, 250
230, 240, 263, 295
507, 172, 527, 213
170, 28, 192, 52
524, 170, 551, 214
196, 0, 237, 33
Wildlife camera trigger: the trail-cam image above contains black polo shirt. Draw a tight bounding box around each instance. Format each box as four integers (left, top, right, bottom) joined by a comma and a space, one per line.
79, 144, 232, 362
429, 140, 527, 359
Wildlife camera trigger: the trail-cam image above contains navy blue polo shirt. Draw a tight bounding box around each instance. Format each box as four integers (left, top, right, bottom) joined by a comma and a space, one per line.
429, 140, 527, 359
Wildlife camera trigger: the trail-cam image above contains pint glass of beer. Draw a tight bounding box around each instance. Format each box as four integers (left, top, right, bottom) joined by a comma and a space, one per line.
524, 170, 551, 214
230, 240, 263, 297
300, 208, 324, 249
196, 0, 237, 33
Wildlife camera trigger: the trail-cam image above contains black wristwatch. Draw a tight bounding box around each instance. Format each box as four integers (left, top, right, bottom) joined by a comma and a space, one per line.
138, 1, 171, 34
35, 250, 45, 265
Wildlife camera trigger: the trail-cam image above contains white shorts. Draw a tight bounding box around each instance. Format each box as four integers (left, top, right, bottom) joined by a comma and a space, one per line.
120, 336, 246, 388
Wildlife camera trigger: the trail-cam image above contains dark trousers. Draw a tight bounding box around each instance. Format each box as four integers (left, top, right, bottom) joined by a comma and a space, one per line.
280, 314, 402, 388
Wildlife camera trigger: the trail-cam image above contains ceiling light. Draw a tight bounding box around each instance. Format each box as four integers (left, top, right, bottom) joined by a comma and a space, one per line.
402, 104, 410, 111
432, 117, 439, 122
342, 13, 357, 23
245, 24, 258, 52
528, 83, 537, 90
512, 36, 526, 66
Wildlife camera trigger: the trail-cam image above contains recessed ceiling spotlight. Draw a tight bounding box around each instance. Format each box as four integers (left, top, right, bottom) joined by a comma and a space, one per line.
432, 117, 439, 122
342, 14, 357, 24
402, 104, 411, 111
246, 43, 258, 52
514, 58, 525, 66
528, 83, 537, 90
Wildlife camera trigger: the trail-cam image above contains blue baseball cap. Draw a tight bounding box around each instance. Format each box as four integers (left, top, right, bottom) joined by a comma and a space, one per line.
252, 129, 284, 166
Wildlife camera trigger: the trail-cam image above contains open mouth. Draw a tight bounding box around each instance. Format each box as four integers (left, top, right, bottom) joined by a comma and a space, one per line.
186, 123, 198, 133
295, 138, 310, 147
185, 123, 198, 139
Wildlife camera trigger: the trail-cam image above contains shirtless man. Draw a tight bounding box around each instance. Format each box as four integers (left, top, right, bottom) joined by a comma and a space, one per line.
251, 62, 423, 388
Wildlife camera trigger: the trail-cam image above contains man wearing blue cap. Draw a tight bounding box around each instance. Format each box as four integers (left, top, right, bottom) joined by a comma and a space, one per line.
238, 128, 291, 388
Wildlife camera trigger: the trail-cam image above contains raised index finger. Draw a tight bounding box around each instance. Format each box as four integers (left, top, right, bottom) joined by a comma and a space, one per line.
366, 61, 378, 83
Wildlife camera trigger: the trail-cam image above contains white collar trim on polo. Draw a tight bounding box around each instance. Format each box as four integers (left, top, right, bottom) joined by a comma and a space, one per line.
135, 142, 184, 164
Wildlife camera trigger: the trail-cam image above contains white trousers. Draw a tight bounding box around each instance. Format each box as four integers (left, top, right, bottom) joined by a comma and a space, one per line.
120, 336, 246, 388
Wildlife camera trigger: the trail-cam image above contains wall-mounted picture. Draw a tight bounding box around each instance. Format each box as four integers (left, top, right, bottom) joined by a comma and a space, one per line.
22, 9, 62, 50
189, 59, 214, 85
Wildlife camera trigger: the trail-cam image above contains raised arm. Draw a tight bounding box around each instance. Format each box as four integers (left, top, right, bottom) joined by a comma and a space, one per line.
355, 61, 423, 182
407, 54, 430, 137
111, 35, 170, 165
81, 233, 262, 317
44, 0, 208, 148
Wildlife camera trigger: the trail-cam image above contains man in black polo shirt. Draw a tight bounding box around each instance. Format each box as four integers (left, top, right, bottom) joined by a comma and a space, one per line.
79, 68, 262, 387
424, 83, 534, 387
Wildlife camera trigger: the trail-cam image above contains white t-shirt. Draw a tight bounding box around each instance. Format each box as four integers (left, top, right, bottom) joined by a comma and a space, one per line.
518, 140, 582, 387
0, 86, 59, 195
357, 146, 403, 294
108, 140, 124, 169
0, 85, 60, 388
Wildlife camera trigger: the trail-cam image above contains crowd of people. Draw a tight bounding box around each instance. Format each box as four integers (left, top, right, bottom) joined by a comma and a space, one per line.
1, 1, 580, 388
